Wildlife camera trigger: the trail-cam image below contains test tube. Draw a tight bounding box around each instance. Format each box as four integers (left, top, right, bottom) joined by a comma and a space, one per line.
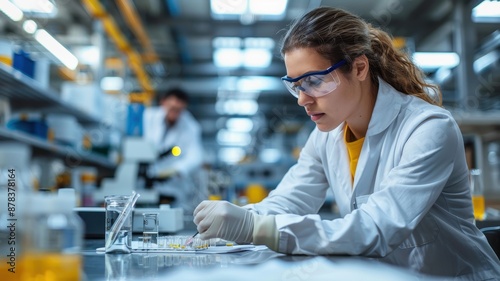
142, 212, 159, 246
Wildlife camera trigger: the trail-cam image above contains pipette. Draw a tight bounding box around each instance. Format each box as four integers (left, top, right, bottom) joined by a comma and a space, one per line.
105, 191, 140, 250
185, 231, 199, 246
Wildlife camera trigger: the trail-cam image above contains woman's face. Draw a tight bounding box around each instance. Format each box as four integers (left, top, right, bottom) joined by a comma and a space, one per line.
283, 48, 363, 132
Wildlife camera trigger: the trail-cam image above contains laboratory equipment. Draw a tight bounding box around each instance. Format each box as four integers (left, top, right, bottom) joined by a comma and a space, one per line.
20, 192, 84, 281
81, 172, 96, 207
105, 192, 139, 253
185, 231, 199, 246
132, 235, 209, 252
470, 169, 485, 220
94, 138, 160, 204
132, 205, 183, 233
143, 212, 159, 245
127, 102, 145, 136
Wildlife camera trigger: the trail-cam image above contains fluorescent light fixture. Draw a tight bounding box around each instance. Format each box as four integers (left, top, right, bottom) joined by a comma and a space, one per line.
34, 29, 79, 70
412, 52, 459, 70
214, 48, 242, 68
100, 76, 124, 92
237, 76, 278, 92
474, 50, 499, 73
212, 37, 241, 48
73, 46, 100, 68
22, 20, 38, 34
215, 99, 259, 115
249, 0, 287, 15
210, 0, 288, 19
259, 148, 282, 163
472, 0, 500, 22
217, 129, 252, 146
11, 0, 57, 17
0, 0, 23, 21
243, 48, 272, 68
433, 67, 452, 84
210, 0, 246, 15
218, 147, 246, 164
226, 118, 254, 132
244, 37, 275, 49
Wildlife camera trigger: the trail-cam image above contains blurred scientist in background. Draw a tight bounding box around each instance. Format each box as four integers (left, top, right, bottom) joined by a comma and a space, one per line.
143, 88, 204, 213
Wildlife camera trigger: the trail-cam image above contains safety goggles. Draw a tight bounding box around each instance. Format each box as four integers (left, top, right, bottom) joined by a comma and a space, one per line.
281, 59, 347, 98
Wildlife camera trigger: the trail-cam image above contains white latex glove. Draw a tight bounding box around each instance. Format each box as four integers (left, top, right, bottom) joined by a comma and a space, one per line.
193, 200, 254, 244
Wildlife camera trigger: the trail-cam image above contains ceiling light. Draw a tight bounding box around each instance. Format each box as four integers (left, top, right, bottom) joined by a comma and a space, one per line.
243, 48, 272, 68
100, 76, 124, 92
259, 148, 282, 163
213, 48, 242, 68
11, 0, 57, 17
0, 0, 24, 21
218, 147, 246, 164
210, 0, 246, 15
243, 37, 275, 49
212, 37, 241, 48
210, 0, 287, 19
474, 50, 499, 73
217, 129, 252, 146
412, 52, 459, 70
215, 99, 259, 115
226, 118, 254, 132
34, 29, 79, 70
433, 67, 453, 84
22, 20, 38, 34
472, 0, 500, 22
73, 46, 100, 68
237, 76, 280, 92
249, 0, 287, 16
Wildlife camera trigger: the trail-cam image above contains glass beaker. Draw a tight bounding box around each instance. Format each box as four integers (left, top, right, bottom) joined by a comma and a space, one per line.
470, 169, 485, 220
105, 195, 133, 253
143, 212, 159, 246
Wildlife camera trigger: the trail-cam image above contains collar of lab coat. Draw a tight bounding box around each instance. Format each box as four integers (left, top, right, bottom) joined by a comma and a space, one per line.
365, 77, 403, 137
344, 78, 404, 195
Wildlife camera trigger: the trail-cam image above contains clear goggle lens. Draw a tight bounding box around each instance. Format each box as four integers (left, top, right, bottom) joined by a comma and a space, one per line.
282, 71, 341, 98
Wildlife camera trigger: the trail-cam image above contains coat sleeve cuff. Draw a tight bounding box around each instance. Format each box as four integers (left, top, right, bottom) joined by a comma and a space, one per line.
252, 214, 279, 251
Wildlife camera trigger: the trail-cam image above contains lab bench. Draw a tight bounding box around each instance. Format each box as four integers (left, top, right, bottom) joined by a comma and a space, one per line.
81, 239, 448, 281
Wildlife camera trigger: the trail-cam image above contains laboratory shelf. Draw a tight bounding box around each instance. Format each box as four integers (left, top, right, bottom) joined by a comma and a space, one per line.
451, 110, 500, 126
0, 63, 103, 126
0, 127, 116, 170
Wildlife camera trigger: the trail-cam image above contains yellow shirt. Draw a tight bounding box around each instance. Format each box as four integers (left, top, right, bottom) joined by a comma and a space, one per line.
344, 125, 365, 183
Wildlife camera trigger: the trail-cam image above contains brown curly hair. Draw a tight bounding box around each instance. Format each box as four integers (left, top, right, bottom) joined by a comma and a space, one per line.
280, 7, 442, 106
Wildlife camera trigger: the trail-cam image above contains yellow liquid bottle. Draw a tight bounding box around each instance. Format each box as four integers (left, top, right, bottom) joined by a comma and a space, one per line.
0, 258, 21, 281
18, 193, 84, 281
472, 195, 485, 221
469, 169, 485, 221
20, 253, 81, 281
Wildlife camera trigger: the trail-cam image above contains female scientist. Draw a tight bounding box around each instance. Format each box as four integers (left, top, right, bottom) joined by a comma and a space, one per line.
193, 7, 500, 279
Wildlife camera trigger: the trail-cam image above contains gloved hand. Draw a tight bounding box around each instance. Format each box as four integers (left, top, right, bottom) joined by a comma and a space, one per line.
193, 200, 254, 244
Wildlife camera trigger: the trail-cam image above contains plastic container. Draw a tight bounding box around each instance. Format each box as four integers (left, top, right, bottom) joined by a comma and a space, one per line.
470, 169, 485, 221
81, 172, 96, 207
19, 192, 84, 280
0, 39, 13, 66
12, 49, 35, 78
126, 102, 144, 137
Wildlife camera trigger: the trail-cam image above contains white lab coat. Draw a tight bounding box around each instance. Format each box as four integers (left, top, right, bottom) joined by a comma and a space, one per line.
143, 106, 204, 212
245, 79, 500, 279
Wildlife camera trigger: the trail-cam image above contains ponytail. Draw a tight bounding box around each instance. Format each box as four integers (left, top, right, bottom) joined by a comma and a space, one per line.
367, 26, 442, 106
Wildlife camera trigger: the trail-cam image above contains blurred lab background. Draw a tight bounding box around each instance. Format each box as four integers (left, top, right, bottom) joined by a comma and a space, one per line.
0, 0, 500, 218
